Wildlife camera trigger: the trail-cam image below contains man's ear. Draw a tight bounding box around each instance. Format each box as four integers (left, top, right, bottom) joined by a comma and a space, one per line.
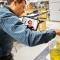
14, 0, 17, 6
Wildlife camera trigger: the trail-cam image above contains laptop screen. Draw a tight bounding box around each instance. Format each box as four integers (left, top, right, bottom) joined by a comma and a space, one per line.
22, 17, 39, 30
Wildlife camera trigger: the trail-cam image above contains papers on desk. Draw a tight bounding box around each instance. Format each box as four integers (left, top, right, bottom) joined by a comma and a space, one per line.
27, 11, 48, 17
27, 13, 38, 17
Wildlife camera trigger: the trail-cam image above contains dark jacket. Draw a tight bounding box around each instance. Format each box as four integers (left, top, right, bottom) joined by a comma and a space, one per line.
0, 5, 56, 57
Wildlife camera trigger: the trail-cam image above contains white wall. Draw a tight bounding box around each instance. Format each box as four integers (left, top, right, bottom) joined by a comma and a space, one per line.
49, 0, 60, 21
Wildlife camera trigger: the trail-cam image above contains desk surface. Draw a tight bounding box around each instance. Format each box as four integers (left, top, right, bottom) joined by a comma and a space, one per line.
21, 8, 47, 19
13, 43, 48, 60
34, 46, 49, 60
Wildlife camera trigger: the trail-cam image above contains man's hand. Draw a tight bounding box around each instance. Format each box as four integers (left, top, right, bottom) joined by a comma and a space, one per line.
55, 29, 60, 36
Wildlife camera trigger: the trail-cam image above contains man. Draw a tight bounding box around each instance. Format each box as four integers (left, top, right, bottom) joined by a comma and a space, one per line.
0, 0, 60, 60
27, 20, 34, 30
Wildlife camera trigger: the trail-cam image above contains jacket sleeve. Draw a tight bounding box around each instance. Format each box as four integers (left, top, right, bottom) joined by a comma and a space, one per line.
0, 15, 56, 46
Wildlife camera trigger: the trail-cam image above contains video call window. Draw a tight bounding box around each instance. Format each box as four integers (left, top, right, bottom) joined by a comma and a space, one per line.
22, 17, 39, 30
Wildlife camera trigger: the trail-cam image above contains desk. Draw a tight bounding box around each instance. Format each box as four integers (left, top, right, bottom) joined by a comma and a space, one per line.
13, 43, 49, 60
21, 8, 47, 19
34, 46, 49, 60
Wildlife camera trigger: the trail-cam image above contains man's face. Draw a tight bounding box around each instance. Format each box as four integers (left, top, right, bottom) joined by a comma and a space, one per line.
15, 1, 26, 17
28, 20, 32, 27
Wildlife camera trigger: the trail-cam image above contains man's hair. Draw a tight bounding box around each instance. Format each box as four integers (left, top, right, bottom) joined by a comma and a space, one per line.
28, 20, 32, 23
7, 0, 26, 5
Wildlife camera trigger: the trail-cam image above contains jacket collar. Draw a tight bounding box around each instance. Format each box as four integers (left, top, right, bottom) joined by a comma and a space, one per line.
3, 5, 16, 15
